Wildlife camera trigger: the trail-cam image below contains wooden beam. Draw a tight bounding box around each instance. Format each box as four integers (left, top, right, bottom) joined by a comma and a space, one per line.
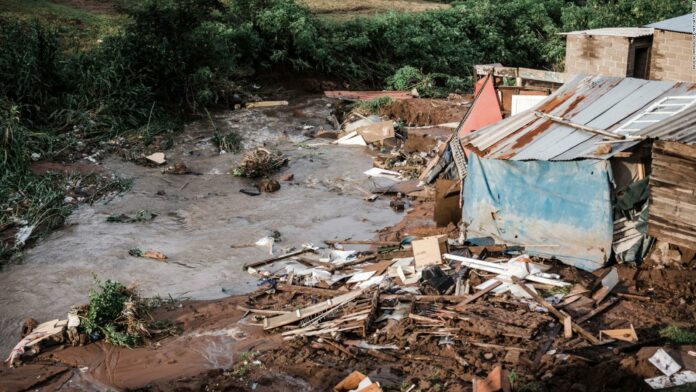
263, 289, 364, 330
243, 248, 314, 270
576, 297, 619, 324
380, 294, 467, 303
534, 111, 625, 140
324, 240, 401, 247
275, 284, 339, 297
453, 280, 502, 309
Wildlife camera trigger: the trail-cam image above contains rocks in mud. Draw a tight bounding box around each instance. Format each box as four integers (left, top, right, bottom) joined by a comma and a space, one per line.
257, 178, 280, 193
314, 130, 339, 139
162, 162, 191, 175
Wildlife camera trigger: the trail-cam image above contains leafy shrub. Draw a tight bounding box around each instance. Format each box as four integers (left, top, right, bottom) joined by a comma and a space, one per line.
561, 0, 691, 31
213, 131, 243, 153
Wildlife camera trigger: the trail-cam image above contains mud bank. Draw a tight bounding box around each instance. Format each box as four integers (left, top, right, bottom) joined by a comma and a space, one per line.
0, 96, 402, 354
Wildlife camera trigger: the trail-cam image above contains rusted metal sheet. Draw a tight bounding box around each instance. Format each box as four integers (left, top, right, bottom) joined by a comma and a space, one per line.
461, 75, 696, 161
648, 141, 696, 250
324, 91, 413, 100
457, 75, 502, 139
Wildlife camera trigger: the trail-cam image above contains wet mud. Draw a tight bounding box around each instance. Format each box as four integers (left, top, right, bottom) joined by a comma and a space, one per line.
0, 96, 402, 355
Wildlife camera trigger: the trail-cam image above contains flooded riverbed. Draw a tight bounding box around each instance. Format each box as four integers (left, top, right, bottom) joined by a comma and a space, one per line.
0, 96, 402, 353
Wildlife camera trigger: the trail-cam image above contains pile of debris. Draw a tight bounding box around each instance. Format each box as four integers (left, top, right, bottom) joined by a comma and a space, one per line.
4, 279, 179, 368
234, 232, 683, 390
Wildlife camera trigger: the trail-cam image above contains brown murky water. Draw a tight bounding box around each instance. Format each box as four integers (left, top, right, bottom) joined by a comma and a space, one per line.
0, 96, 402, 353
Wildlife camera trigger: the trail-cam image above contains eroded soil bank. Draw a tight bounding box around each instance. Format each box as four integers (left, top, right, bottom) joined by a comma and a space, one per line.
0, 96, 402, 356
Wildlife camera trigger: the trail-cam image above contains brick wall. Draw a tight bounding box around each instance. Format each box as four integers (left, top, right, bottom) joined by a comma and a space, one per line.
650, 30, 696, 82
565, 34, 630, 77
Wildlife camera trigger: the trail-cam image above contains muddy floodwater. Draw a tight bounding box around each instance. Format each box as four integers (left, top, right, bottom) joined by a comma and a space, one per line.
0, 96, 402, 353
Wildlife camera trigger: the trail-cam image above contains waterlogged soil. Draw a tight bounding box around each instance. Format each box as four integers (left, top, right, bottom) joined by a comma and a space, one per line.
0, 95, 402, 355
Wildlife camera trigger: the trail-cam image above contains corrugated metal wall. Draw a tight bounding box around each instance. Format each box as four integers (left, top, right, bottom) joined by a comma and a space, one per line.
648, 141, 696, 250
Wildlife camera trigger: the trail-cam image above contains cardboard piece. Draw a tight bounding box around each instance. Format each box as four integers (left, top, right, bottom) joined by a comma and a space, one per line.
145, 152, 166, 165
600, 324, 638, 343
356, 121, 395, 144
472, 365, 511, 392
336, 131, 367, 146
434, 179, 461, 227
645, 370, 696, 389
334, 370, 383, 392
650, 348, 682, 376
412, 235, 448, 267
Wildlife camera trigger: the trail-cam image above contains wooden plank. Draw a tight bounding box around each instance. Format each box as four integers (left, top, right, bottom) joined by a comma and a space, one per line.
324, 240, 401, 246
275, 284, 339, 297
648, 141, 696, 249
576, 297, 619, 324
236, 305, 289, 315
453, 280, 502, 309
518, 67, 571, 84
380, 294, 467, 303
243, 248, 314, 270
263, 289, 364, 330
654, 140, 696, 160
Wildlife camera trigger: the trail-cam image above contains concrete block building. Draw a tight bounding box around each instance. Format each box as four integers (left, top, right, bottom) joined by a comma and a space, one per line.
563, 13, 696, 82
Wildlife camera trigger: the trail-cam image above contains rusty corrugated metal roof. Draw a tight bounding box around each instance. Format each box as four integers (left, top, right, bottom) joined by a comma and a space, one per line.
460, 75, 696, 160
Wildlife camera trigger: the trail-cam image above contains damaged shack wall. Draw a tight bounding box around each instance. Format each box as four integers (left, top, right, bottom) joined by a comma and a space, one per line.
648, 140, 696, 250
462, 155, 613, 271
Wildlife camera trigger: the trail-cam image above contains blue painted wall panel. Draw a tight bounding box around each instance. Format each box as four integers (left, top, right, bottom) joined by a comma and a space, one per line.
463, 155, 613, 271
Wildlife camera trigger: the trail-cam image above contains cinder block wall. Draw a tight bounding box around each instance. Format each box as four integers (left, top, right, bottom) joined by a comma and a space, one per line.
650, 30, 696, 82
565, 34, 630, 77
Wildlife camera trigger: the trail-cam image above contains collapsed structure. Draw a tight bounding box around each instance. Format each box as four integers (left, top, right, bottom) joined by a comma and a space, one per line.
425, 73, 696, 271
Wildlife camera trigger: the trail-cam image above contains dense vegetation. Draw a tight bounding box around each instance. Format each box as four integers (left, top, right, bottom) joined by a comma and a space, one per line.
0, 0, 690, 262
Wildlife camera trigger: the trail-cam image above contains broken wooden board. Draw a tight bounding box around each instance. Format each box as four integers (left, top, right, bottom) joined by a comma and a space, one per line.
264, 289, 364, 330
245, 100, 288, 108
600, 324, 638, 343
453, 280, 501, 309
324, 90, 413, 101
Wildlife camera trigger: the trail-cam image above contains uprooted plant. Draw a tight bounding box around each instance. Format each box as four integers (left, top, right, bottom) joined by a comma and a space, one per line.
234, 148, 287, 178
79, 277, 179, 347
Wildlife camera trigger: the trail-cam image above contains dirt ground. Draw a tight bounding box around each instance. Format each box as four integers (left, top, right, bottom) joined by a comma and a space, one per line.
381, 98, 470, 127
3, 196, 696, 391
2, 90, 696, 392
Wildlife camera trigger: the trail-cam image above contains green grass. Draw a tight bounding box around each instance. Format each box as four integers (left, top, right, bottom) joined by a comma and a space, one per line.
0, 0, 126, 48
660, 325, 696, 344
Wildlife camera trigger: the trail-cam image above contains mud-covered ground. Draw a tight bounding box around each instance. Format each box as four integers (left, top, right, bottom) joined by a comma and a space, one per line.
2, 94, 696, 392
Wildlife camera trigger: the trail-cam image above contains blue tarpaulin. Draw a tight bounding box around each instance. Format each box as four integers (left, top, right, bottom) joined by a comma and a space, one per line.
463, 154, 613, 271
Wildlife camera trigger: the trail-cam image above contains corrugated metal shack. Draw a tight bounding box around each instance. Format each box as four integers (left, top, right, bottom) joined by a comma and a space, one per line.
457, 75, 696, 271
